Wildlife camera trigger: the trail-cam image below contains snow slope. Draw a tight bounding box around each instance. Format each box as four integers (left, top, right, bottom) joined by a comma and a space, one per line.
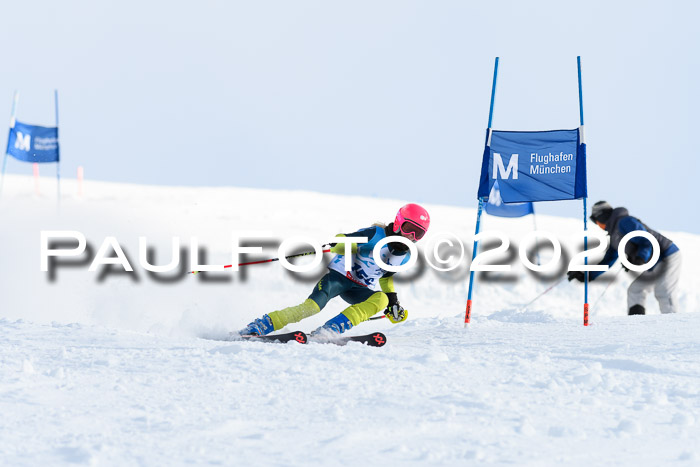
1, 175, 699, 466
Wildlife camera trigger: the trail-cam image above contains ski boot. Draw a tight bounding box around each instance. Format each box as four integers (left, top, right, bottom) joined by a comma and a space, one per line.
239, 314, 275, 336
310, 313, 353, 342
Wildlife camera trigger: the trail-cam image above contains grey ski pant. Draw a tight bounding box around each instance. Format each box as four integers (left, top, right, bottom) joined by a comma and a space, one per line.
627, 251, 682, 314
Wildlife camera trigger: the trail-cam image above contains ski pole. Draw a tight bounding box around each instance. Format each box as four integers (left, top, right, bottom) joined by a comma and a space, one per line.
591, 266, 623, 309
189, 245, 331, 274
520, 276, 566, 310
369, 315, 387, 321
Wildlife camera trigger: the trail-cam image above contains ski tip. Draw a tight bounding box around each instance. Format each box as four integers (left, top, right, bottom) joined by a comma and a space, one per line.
293, 331, 308, 344
369, 332, 387, 347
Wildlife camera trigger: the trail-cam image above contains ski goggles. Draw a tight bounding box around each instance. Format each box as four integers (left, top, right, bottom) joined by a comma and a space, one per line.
397, 220, 427, 241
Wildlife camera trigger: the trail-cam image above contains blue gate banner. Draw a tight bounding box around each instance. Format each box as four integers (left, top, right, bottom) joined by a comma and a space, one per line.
477, 129, 586, 202
6, 120, 60, 163
485, 181, 534, 218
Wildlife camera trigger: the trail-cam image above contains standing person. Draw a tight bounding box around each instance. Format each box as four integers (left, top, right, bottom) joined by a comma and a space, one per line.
568, 201, 682, 315
239, 203, 430, 336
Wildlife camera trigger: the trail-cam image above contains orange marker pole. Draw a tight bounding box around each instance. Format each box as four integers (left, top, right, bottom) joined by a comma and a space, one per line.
77, 166, 84, 197
33, 163, 40, 195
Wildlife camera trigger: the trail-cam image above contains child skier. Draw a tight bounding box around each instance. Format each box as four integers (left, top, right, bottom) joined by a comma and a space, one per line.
239, 203, 430, 337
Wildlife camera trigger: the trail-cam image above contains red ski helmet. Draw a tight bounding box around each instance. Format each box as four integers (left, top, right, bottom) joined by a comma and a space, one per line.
393, 203, 430, 241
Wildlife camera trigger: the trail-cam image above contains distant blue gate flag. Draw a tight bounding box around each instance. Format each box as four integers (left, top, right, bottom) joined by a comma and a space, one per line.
6, 120, 60, 163
485, 180, 533, 218
477, 128, 586, 202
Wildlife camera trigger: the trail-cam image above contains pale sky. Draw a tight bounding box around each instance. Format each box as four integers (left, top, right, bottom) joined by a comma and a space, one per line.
2, 0, 698, 233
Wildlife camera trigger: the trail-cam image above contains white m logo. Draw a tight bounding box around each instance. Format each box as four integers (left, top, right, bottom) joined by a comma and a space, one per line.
15, 132, 31, 151
493, 153, 518, 179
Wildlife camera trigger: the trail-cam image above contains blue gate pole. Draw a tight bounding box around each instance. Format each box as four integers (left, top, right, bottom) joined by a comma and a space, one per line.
577, 56, 589, 326
465, 197, 485, 327
465, 57, 499, 328
487, 57, 499, 129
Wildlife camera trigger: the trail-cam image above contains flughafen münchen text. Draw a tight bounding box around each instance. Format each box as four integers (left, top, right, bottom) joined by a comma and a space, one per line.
530, 152, 574, 175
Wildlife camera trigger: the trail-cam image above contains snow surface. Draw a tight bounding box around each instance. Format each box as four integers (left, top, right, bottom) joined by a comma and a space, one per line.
1, 175, 699, 466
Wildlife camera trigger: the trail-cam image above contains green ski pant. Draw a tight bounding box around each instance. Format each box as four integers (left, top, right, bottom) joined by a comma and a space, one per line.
268, 270, 388, 331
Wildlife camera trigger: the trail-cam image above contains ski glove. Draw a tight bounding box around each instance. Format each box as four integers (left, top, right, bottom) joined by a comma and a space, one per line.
384, 304, 407, 323
384, 294, 406, 323
567, 271, 585, 282
329, 235, 358, 255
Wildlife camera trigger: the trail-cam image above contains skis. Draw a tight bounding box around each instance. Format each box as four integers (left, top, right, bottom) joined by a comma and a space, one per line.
236, 331, 387, 347
312, 332, 387, 347
338, 332, 387, 347
239, 331, 308, 344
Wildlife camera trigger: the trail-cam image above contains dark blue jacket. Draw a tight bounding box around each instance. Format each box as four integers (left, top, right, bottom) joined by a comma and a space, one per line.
590, 207, 678, 280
